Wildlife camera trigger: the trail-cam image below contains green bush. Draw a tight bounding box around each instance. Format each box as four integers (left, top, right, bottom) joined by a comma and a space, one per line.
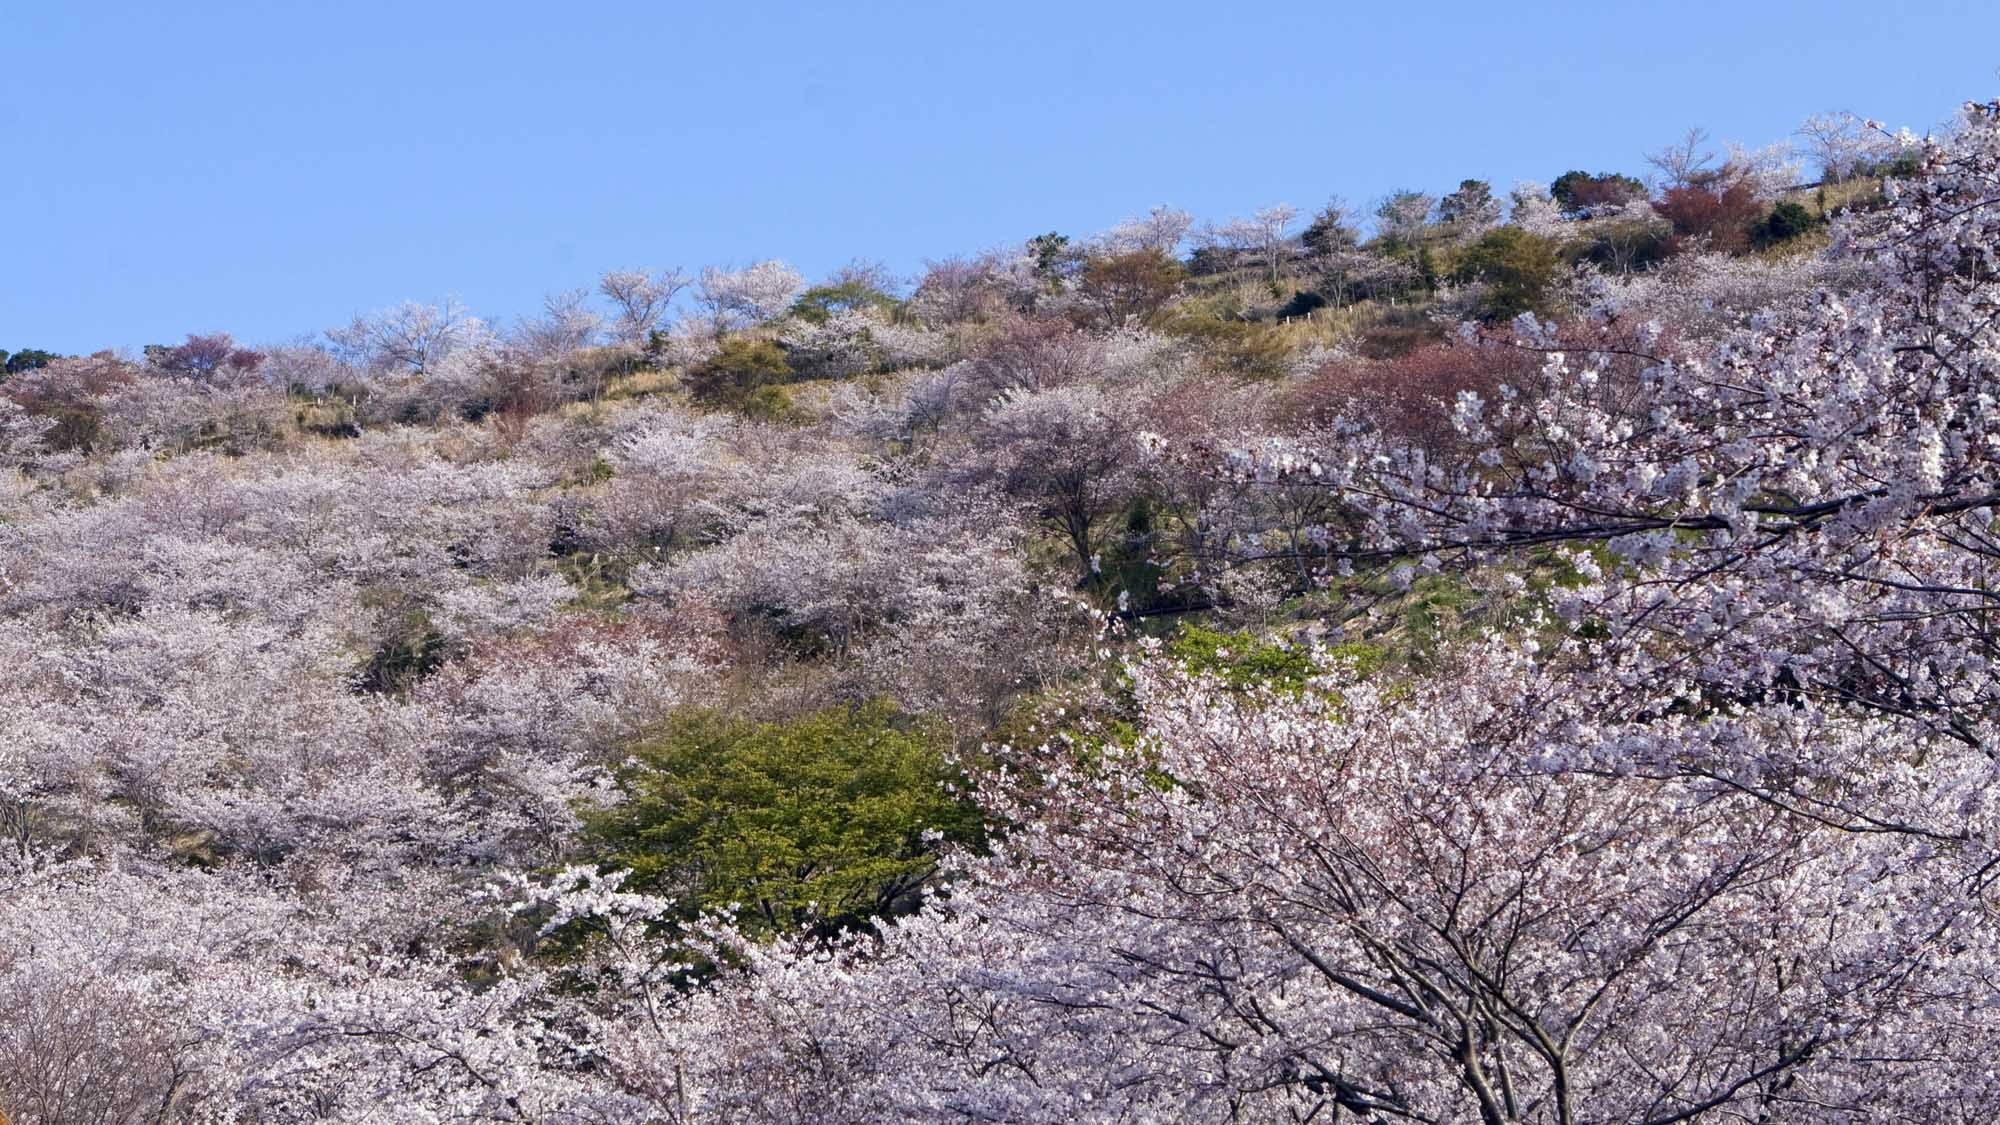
1456, 227, 1563, 321
685, 338, 793, 415
1755, 200, 1819, 246
736, 383, 798, 422
585, 702, 981, 937
1076, 248, 1186, 325
0, 348, 57, 376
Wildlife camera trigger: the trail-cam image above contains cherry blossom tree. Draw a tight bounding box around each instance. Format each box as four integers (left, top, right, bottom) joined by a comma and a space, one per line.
9, 86, 2000, 1125
1645, 126, 1718, 189
1200, 204, 1299, 288
959, 384, 1143, 583
1507, 180, 1567, 235
511, 639, 1994, 1122
1096, 204, 1195, 256
326, 298, 490, 375
149, 332, 265, 381
695, 260, 807, 336
1103, 109, 2000, 941
599, 266, 690, 346
1796, 111, 1879, 184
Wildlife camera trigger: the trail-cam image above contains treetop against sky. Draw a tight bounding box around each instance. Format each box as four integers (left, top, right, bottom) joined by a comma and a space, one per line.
5, 0, 1997, 351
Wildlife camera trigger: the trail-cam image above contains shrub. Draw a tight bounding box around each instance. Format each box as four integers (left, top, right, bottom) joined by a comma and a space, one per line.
1, 348, 58, 377
1076, 248, 1185, 326
1654, 179, 1764, 254
684, 338, 792, 413
1348, 303, 1448, 359
1455, 227, 1564, 320
1274, 290, 1329, 319
1755, 200, 1819, 246
586, 702, 982, 936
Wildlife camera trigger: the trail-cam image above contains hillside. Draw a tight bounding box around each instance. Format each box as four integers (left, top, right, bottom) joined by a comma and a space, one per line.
4, 105, 2000, 1122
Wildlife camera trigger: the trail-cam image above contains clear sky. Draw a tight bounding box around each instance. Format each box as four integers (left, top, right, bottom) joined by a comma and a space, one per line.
6, 1, 1998, 354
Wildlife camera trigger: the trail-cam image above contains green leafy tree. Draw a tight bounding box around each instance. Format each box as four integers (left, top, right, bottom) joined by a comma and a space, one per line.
1549, 170, 1646, 215
684, 337, 793, 418
1456, 227, 1564, 320
1437, 179, 1499, 230
2, 348, 57, 376
1077, 248, 1185, 325
586, 702, 982, 937
1299, 201, 1360, 257
1026, 231, 1078, 289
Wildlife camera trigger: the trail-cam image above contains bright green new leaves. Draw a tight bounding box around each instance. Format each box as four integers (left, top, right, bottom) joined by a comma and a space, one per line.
587, 702, 981, 937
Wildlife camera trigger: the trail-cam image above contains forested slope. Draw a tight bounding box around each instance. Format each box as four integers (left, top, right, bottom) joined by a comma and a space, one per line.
4, 107, 1997, 1122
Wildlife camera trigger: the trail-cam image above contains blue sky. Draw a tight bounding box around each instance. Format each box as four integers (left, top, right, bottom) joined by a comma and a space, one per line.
6, 1, 1997, 354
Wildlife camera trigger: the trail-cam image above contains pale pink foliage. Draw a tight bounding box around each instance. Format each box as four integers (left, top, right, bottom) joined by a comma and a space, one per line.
8, 96, 2000, 1125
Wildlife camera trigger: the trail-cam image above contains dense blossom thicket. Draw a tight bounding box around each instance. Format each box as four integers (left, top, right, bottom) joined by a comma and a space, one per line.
2, 106, 1994, 1122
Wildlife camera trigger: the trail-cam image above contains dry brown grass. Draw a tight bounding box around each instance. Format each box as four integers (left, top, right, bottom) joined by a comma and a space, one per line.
1784, 177, 1888, 218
